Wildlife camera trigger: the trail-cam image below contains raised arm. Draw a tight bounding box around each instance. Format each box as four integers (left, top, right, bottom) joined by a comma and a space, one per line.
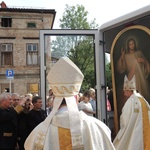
116, 47, 126, 73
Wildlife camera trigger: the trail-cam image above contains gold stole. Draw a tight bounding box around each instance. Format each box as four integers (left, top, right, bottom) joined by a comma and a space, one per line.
58, 127, 72, 150
138, 97, 150, 150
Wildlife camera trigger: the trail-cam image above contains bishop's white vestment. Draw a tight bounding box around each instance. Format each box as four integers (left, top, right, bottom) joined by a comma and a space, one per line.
25, 107, 115, 150
113, 93, 150, 150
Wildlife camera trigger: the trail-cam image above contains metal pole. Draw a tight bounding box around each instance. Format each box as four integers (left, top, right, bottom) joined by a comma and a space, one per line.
9, 79, 11, 94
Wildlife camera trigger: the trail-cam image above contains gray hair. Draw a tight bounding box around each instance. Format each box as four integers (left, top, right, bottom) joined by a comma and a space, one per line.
0, 92, 12, 103
12, 93, 20, 98
25, 93, 33, 98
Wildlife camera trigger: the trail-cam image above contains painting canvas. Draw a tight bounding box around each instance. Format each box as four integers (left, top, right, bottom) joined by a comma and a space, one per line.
110, 25, 150, 134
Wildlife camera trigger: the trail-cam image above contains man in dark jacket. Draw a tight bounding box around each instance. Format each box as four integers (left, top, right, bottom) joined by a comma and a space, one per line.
27, 96, 47, 135
0, 92, 26, 150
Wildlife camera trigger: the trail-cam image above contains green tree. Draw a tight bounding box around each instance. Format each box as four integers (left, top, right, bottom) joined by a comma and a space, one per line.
68, 39, 95, 91
60, 4, 98, 29
105, 62, 112, 89
51, 4, 98, 91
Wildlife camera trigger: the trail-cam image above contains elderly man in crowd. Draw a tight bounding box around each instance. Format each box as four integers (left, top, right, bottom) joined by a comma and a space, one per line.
12, 93, 20, 107
0, 92, 26, 150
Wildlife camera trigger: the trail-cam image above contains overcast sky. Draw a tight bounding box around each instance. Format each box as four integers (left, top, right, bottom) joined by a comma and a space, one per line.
3, 0, 150, 28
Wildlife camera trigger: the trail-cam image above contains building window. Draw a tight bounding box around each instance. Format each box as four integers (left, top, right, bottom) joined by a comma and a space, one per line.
1, 83, 14, 93
0, 44, 13, 66
26, 43, 38, 65
27, 22, 36, 28
1, 18, 12, 27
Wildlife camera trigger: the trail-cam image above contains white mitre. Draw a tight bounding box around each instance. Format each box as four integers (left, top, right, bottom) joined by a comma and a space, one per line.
123, 75, 136, 91
47, 57, 84, 97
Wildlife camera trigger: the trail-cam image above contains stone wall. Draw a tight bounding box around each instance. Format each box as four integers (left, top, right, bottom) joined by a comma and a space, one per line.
0, 10, 53, 95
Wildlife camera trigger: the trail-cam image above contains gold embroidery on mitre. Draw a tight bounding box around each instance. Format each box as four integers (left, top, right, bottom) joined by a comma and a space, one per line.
52, 84, 80, 96
138, 97, 150, 150
33, 132, 46, 150
124, 81, 135, 90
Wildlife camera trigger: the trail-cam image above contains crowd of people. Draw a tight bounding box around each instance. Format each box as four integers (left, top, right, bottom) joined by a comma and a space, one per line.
0, 92, 46, 150
46, 87, 97, 117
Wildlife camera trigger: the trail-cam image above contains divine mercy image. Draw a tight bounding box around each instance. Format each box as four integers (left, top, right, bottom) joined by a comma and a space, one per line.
111, 25, 150, 132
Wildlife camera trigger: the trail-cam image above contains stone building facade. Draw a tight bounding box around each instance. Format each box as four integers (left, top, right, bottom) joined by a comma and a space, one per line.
0, 3, 56, 95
